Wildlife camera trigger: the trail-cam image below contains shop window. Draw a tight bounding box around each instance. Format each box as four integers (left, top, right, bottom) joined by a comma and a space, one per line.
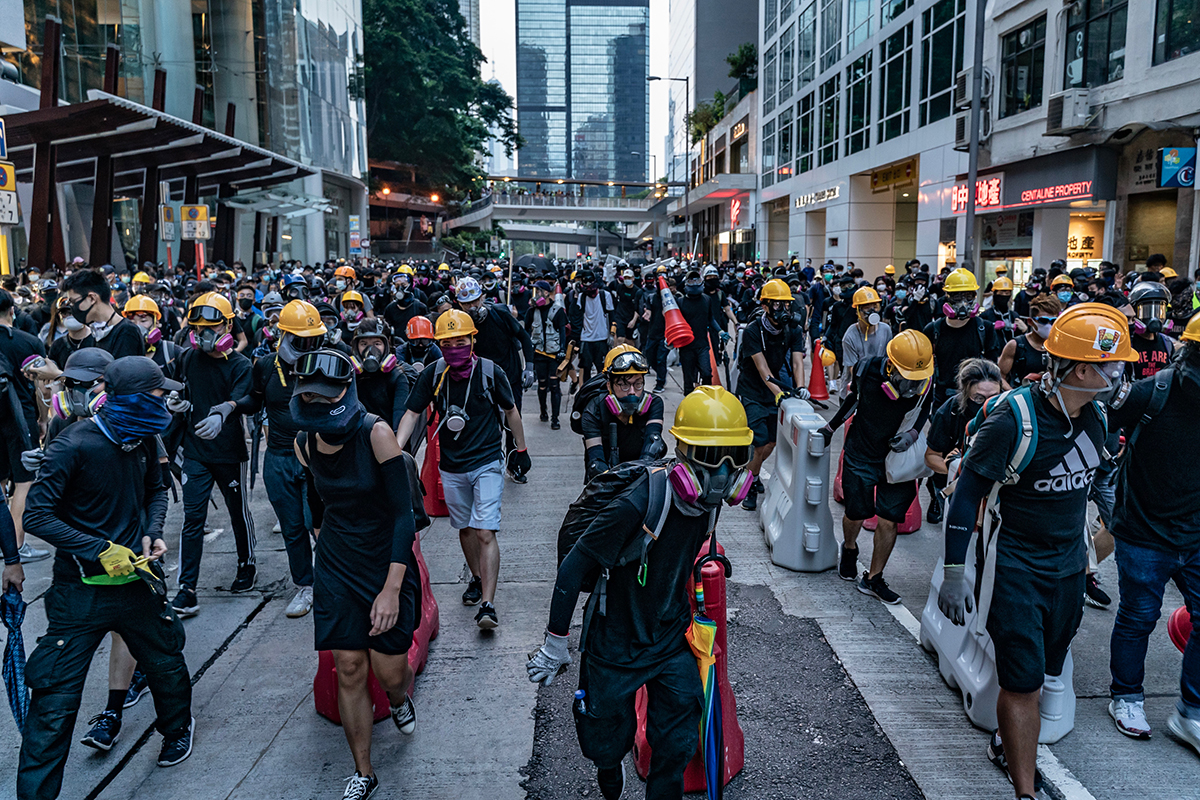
882, 0, 912, 25
778, 107, 795, 178
781, 0, 795, 24
798, 93, 816, 173
780, 23, 797, 103
1153, 0, 1198, 63
919, 0, 965, 126
762, 118, 776, 187
822, 0, 843, 71
1000, 16, 1046, 118
798, 2, 818, 88
845, 53, 872, 154
764, 43, 778, 114
879, 23, 913, 141
1066, 0, 1127, 86
819, 74, 840, 166
767, 0, 779, 38
848, 0, 872, 52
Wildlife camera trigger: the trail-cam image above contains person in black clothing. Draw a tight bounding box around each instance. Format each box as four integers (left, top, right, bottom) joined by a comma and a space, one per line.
291, 349, 421, 800
924, 358, 1003, 478
527, 386, 754, 800
525, 281, 568, 428
382, 270, 430, 341
676, 271, 715, 393
611, 269, 641, 345
999, 294, 1061, 387
579, 346, 665, 481
399, 315, 441, 370
1125, 281, 1176, 380
824, 279, 858, 390
171, 292, 256, 617
893, 271, 935, 334
60, 269, 147, 359
18, 357, 194, 799
640, 268, 670, 392
819, 330, 935, 604
981, 277, 1018, 344
122, 295, 179, 372
352, 318, 410, 432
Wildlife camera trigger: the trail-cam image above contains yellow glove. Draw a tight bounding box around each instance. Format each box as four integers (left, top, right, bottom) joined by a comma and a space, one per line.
98, 541, 137, 578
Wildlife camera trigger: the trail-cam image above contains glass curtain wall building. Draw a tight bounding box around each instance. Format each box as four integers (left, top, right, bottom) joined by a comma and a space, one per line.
516, 0, 649, 189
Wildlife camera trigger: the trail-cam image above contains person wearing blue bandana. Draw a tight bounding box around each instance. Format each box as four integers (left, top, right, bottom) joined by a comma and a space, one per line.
18, 357, 195, 798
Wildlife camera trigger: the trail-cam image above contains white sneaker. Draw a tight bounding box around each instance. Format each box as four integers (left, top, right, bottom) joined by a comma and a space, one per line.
1109, 698, 1151, 739
17, 543, 50, 562
285, 586, 313, 618
1168, 709, 1200, 756
272, 521, 282, 534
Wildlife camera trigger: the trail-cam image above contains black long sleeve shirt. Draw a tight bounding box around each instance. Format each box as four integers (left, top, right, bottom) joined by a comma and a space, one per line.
174, 348, 253, 463
233, 353, 300, 454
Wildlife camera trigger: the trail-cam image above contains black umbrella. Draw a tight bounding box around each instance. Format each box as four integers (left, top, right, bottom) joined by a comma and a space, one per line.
514, 254, 552, 273
2, 586, 29, 734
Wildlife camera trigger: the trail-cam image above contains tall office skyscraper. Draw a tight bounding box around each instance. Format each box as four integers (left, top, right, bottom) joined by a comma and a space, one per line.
515, 0, 649, 186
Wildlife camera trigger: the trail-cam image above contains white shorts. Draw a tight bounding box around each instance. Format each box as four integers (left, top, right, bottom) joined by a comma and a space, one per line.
440, 459, 504, 530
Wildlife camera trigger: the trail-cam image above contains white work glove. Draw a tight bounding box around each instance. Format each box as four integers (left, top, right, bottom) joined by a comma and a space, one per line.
526, 631, 572, 686
166, 390, 192, 414
195, 403, 232, 440
791, 387, 810, 401
937, 563, 973, 626
20, 448, 45, 475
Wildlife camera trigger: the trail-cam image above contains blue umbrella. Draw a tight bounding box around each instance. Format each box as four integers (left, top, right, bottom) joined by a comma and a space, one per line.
2, 586, 29, 734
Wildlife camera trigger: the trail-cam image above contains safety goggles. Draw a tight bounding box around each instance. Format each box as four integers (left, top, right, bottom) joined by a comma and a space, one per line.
683, 442, 754, 470
187, 304, 226, 325
63, 376, 102, 391
294, 350, 355, 383
607, 351, 649, 375
1134, 300, 1167, 321
289, 332, 326, 353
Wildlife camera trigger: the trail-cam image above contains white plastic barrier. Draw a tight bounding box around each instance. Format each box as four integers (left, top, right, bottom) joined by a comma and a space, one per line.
920, 558, 1076, 742
759, 398, 837, 572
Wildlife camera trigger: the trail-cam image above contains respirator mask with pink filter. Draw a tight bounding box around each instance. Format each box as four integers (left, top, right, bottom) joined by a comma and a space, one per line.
669, 442, 755, 508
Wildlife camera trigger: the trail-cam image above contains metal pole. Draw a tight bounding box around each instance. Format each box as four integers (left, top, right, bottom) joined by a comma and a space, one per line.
684, 76, 690, 261
963, 0, 987, 290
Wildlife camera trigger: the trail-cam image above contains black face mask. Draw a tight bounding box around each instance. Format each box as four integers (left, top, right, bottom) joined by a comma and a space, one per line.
408, 342, 430, 359
993, 295, 1010, 313
70, 297, 93, 324
238, 297, 254, 311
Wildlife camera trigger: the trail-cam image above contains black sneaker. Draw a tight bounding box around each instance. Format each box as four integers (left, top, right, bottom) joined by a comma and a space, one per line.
752, 478, 765, 495
391, 695, 416, 735
510, 472, 528, 484
987, 730, 1044, 792
1085, 573, 1112, 609
838, 546, 859, 581
124, 669, 150, 708
741, 491, 758, 511
597, 762, 625, 800
341, 772, 379, 800
858, 572, 901, 605
462, 576, 483, 606
171, 588, 199, 618
230, 563, 257, 593
80, 710, 121, 751
475, 602, 499, 630
570, 382, 578, 395
157, 717, 194, 767
926, 493, 944, 524
551, 420, 561, 431
539, 411, 549, 422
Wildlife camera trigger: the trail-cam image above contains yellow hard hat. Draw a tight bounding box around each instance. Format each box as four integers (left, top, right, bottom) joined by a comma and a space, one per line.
604, 344, 649, 376
1051, 274, 1074, 289
434, 308, 478, 340
669, 385, 754, 447
884, 265, 895, 275
132, 271, 154, 284
397, 265, 415, 275
438, 263, 450, 272
852, 286, 882, 307
886, 330, 935, 380
277, 300, 327, 337
759, 279, 793, 302
188, 292, 234, 326
992, 277, 1014, 292
996, 264, 1008, 274
1161, 267, 1178, 279
943, 268, 980, 294
1182, 311, 1200, 343
341, 290, 364, 306
818, 341, 837, 367
1044, 303, 1137, 362
122, 295, 161, 321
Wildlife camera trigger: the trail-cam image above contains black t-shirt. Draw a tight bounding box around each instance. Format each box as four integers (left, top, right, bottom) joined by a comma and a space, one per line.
963, 389, 1104, 577
1128, 333, 1173, 381
406, 358, 516, 473
383, 299, 429, 341
0, 325, 46, 426
175, 348, 254, 463
357, 368, 410, 429
94, 317, 148, 359
844, 356, 930, 465
1108, 369, 1200, 552
736, 317, 804, 405
580, 393, 665, 462
927, 394, 969, 456
243, 354, 299, 453
677, 293, 714, 345
575, 480, 712, 667
924, 318, 1001, 390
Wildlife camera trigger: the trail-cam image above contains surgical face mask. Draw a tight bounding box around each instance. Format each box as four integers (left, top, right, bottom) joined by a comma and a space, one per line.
1036, 321, 1054, 339
335, 279, 347, 291
1057, 290, 1074, 304
623, 278, 634, 287
875, 284, 887, 293
894, 288, 908, 300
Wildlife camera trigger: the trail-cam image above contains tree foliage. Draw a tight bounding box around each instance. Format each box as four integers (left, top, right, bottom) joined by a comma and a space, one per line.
362, 0, 521, 196
726, 42, 758, 81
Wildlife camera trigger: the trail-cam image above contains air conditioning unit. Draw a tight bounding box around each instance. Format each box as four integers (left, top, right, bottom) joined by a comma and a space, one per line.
953, 108, 993, 152
1045, 89, 1091, 135
954, 68, 993, 111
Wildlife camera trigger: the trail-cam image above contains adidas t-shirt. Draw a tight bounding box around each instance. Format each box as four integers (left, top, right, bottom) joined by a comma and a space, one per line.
963, 388, 1105, 577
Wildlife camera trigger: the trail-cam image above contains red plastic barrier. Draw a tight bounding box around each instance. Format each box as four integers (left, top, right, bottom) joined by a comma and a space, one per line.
420, 413, 449, 518
314, 541, 441, 724
1170, 605, 1192, 654
633, 539, 745, 791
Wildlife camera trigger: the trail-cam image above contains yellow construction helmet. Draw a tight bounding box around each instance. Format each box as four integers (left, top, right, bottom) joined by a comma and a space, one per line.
943, 268, 979, 294
1182, 311, 1200, 343
992, 277, 1014, 292
884, 264, 895, 276
886, 330, 935, 380
277, 300, 327, 337
1161, 267, 1178, 279
132, 271, 154, 284
852, 286, 882, 307
341, 290, 364, 306
187, 292, 234, 326
1051, 274, 1074, 289
604, 344, 649, 375
397, 265, 415, 275
820, 344, 837, 367
995, 264, 1008, 275
1044, 303, 1137, 362
438, 263, 450, 272
122, 295, 161, 320
434, 308, 478, 340
669, 386, 754, 448
759, 279, 793, 302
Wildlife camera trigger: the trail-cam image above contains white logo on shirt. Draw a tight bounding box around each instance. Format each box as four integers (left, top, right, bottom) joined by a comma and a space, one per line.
1033, 433, 1100, 492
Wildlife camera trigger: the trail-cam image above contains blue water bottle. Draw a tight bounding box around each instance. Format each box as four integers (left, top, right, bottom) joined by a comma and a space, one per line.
573, 689, 587, 717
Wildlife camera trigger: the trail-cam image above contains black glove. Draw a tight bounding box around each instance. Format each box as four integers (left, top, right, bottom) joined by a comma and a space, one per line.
510, 449, 532, 477
818, 425, 834, 448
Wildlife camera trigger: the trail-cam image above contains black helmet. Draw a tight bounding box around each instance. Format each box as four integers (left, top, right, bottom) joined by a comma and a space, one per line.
1128, 281, 1170, 307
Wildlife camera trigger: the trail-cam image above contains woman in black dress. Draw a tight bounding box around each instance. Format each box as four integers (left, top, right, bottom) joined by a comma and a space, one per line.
292, 349, 420, 800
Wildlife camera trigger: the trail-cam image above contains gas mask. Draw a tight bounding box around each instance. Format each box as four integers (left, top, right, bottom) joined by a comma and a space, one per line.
442, 405, 469, 436
858, 306, 881, 327
584, 284, 599, 298
942, 293, 979, 320
684, 281, 703, 296
51, 380, 107, 420
1046, 359, 1130, 411
326, 327, 343, 346
465, 304, 488, 324
882, 363, 931, 400
604, 391, 653, 418
189, 325, 234, 354
766, 300, 792, 326
669, 444, 754, 508
534, 295, 549, 307
139, 322, 163, 346
1132, 301, 1172, 336
352, 345, 397, 374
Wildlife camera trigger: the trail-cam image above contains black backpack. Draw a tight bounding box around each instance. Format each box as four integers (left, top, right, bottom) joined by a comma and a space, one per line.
555, 460, 673, 594
568, 374, 610, 435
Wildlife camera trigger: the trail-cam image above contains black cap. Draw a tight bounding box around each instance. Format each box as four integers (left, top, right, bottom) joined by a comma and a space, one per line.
103, 356, 184, 395
61, 347, 114, 382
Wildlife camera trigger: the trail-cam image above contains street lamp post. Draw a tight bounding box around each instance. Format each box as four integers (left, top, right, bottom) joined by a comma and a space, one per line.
649, 75, 690, 259
963, 0, 987, 289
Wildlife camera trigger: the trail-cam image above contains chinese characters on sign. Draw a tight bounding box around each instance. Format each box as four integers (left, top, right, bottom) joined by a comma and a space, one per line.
794, 186, 840, 208
951, 175, 1004, 214
1132, 147, 1158, 189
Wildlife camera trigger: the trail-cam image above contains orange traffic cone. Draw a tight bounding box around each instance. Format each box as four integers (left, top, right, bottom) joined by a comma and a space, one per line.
808, 340, 830, 401
659, 275, 695, 348
708, 341, 721, 387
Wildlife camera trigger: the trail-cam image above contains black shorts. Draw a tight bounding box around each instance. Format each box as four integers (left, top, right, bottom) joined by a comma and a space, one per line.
313, 572, 419, 656
0, 415, 35, 483
743, 399, 778, 448
841, 453, 917, 523
987, 564, 1084, 693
